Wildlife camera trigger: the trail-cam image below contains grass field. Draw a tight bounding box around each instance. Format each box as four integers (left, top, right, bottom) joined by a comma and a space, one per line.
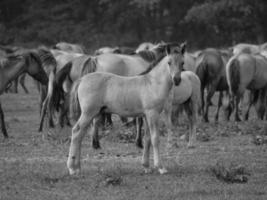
0, 77, 267, 200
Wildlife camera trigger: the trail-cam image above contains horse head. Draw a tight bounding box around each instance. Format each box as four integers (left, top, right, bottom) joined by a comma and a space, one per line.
166, 42, 186, 86
24, 52, 48, 85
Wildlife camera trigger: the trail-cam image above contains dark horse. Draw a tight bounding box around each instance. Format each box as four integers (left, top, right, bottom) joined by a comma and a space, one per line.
0, 52, 48, 138
195, 48, 232, 122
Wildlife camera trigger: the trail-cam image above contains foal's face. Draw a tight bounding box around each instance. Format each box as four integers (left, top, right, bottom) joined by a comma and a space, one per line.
167, 43, 186, 86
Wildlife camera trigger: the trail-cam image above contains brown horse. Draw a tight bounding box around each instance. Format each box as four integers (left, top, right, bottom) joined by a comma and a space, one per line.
195, 48, 231, 122
0, 52, 48, 138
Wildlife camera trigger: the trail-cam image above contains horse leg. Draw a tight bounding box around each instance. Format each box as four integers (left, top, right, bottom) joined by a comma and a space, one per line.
234, 95, 241, 121
67, 112, 94, 175
184, 100, 197, 148
105, 113, 113, 128
19, 74, 29, 94
135, 117, 143, 148
204, 85, 216, 122
146, 111, 167, 174
142, 117, 151, 172
12, 78, 18, 93
215, 91, 223, 122
39, 86, 47, 115
91, 115, 102, 149
0, 102, 8, 138
59, 93, 70, 128
39, 95, 49, 132
244, 91, 255, 121
200, 84, 205, 115
254, 89, 266, 120
165, 105, 177, 151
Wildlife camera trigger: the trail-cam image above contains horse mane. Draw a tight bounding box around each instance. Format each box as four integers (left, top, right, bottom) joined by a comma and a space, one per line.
136, 50, 156, 62
81, 56, 98, 76
25, 51, 43, 68
0, 54, 23, 68
37, 47, 57, 71
138, 54, 165, 75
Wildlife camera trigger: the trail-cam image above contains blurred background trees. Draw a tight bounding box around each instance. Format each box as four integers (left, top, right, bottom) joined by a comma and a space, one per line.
0, 0, 267, 51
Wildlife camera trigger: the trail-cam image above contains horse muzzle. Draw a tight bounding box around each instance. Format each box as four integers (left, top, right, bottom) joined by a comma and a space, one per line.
173, 76, 181, 86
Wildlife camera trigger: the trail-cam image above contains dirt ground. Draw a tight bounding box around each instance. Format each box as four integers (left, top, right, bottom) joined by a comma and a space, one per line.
0, 78, 267, 200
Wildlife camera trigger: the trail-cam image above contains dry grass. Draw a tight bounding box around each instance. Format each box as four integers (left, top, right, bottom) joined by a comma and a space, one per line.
0, 78, 267, 200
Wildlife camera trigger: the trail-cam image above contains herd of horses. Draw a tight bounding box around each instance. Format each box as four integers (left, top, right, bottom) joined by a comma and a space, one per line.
1, 41, 267, 175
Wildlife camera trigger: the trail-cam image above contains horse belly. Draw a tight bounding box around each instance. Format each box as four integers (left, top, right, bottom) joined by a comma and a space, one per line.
173, 79, 192, 105
104, 88, 144, 117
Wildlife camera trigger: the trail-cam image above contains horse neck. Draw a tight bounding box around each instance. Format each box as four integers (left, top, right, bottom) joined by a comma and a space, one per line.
147, 58, 172, 88
0, 59, 26, 92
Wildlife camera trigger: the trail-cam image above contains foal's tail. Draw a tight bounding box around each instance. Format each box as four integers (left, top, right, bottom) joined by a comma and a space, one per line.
226, 56, 240, 96
70, 79, 81, 121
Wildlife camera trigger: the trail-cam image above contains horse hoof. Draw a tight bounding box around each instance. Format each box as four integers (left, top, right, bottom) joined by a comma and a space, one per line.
235, 117, 241, 122
68, 168, 81, 175
187, 143, 195, 149
158, 167, 168, 174
144, 168, 153, 174
136, 142, 143, 149
92, 141, 101, 149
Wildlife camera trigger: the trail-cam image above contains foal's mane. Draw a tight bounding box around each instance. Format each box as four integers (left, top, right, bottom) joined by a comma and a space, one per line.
136, 50, 156, 62
138, 54, 165, 75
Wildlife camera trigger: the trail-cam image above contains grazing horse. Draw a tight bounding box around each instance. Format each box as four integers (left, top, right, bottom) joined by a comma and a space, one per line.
67, 43, 185, 175
226, 53, 267, 121
53, 42, 85, 54
196, 48, 229, 122
0, 52, 48, 138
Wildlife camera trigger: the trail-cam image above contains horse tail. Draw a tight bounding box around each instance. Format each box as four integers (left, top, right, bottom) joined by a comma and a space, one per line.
226, 56, 240, 95
52, 61, 72, 108
195, 55, 207, 87
70, 79, 81, 121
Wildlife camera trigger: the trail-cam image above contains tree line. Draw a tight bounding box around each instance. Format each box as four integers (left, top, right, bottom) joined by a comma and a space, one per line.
0, 0, 267, 51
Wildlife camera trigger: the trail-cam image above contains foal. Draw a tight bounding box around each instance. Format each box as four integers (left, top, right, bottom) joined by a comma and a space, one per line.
67, 43, 185, 175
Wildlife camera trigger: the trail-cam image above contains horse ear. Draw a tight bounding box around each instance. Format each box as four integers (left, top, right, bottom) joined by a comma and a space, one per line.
180, 41, 187, 54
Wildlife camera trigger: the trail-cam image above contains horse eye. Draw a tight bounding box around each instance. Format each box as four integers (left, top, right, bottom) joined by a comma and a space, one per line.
168, 60, 171, 65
